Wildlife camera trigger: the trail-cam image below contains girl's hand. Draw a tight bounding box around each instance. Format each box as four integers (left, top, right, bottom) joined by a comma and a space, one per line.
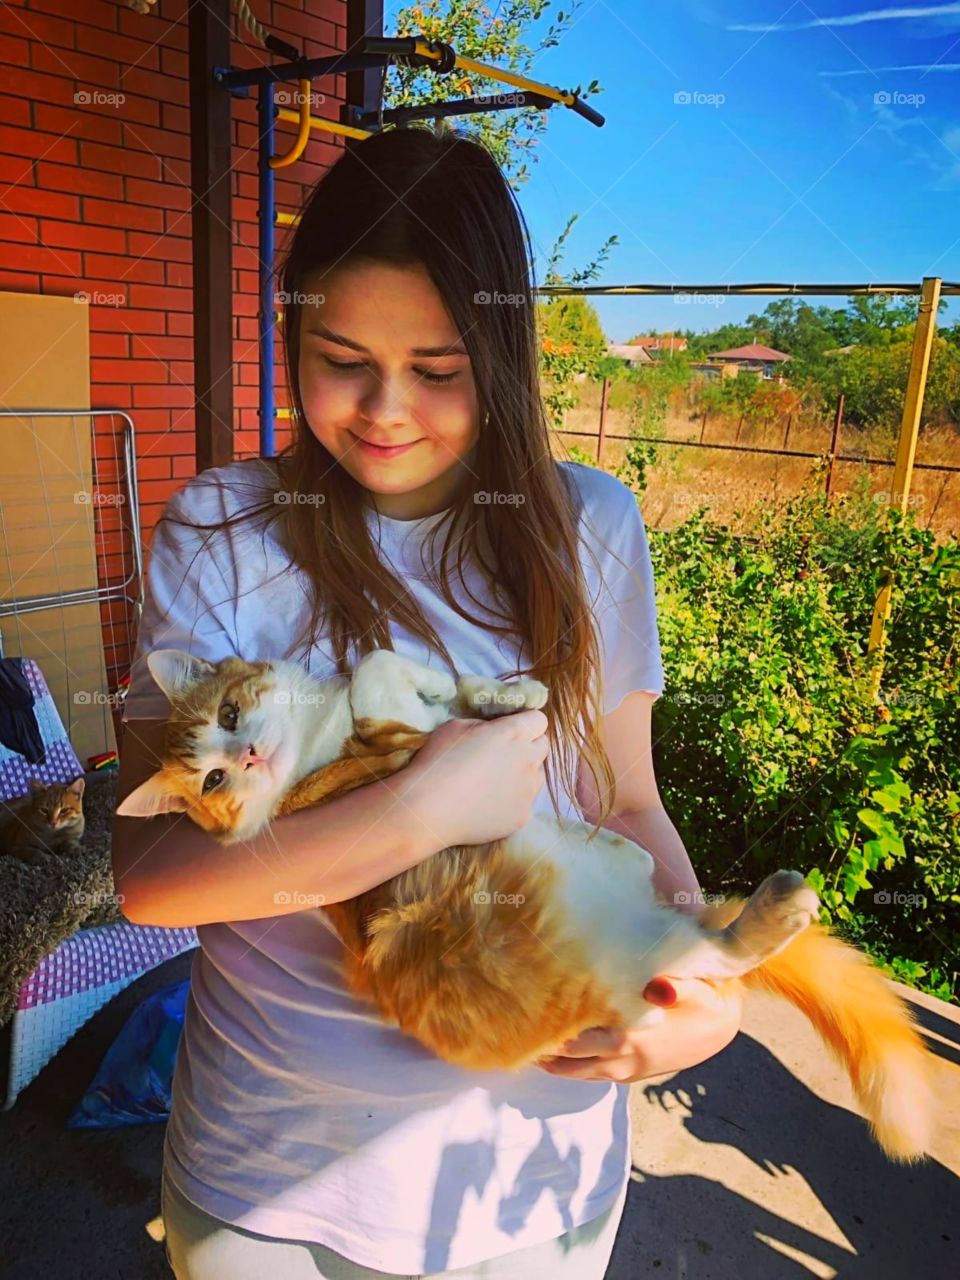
535, 978, 742, 1083
398, 709, 550, 850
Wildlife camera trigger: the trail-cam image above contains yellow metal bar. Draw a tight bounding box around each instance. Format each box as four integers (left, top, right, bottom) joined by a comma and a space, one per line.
276, 210, 299, 226
276, 106, 372, 141
867, 275, 942, 696
276, 407, 293, 419
411, 38, 574, 108
269, 80, 313, 169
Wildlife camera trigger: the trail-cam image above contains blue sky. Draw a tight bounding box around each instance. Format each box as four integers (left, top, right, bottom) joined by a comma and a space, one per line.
393, 2, 960, 339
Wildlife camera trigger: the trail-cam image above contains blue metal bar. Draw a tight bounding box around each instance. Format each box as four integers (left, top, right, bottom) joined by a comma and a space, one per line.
258, 79, 276, 458
217, 51, 397, 91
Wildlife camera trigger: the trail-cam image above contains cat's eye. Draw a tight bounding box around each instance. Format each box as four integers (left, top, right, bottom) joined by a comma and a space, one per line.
202, 768, 226, 795
218, 701, 239, 732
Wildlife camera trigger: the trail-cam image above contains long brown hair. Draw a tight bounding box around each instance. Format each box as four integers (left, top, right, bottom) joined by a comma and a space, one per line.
181, 126, 618, 825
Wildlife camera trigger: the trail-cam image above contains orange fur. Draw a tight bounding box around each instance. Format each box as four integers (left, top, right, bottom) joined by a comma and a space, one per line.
702, 897, 934, 1163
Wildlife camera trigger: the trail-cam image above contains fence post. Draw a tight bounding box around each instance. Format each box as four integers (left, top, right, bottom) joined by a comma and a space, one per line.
825, 394, 844, 499
867, 276, 942, 697
597, 375, 609, 463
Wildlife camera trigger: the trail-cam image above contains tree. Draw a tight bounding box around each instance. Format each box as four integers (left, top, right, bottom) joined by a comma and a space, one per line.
391, 2, 602, 186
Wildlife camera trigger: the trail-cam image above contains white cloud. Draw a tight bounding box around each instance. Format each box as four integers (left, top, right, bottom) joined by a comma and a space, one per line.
820, 62, 960, 74
730, 4, 960, 34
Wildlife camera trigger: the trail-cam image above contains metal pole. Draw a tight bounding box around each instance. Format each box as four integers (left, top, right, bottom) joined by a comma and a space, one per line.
597, 376, 609, 463
259, 80, 276, 459
825, 394, 844, 499
867, 276, 942, 695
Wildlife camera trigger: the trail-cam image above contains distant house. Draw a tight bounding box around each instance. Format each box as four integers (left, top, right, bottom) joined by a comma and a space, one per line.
706, 343, 790, 380
607, 343, 655, 367
631, 335, 688, 356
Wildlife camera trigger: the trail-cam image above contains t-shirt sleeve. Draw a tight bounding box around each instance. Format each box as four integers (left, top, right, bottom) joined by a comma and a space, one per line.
123, 480, 240, 721
589, 478, 665, 715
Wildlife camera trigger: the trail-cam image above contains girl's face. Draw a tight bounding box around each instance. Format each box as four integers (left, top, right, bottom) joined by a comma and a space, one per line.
297, 258, 481, 520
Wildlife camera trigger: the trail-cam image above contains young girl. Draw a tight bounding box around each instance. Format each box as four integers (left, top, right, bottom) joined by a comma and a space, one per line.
113, 127, 742, 1280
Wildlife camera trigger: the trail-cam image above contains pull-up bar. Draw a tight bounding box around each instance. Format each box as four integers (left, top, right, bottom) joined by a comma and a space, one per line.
213, 35, 605, 459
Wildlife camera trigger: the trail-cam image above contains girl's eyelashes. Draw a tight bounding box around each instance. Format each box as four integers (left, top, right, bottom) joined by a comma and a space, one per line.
320, 355, 460, 385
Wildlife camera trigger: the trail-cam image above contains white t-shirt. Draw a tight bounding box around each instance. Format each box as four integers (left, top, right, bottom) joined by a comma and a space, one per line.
124, 457, 665, 1275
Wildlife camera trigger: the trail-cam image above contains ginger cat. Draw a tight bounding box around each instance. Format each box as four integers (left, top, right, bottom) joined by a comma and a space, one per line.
119, 648, 935, 1163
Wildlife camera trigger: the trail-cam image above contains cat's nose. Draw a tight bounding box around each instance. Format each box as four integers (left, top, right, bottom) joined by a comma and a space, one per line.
243, 744, 268, 769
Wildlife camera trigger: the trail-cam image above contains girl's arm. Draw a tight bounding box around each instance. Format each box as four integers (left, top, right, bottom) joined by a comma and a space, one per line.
575, 691, 706, 914
113, 710, 550, 930
112, 719, 441, 928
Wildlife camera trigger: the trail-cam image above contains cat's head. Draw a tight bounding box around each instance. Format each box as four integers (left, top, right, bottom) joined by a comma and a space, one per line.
27, 776, 85, 826
116, 650, 299, 843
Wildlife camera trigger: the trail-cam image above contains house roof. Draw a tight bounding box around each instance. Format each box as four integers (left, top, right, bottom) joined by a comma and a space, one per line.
707, 343, 790, 362
607, 343, 655, 364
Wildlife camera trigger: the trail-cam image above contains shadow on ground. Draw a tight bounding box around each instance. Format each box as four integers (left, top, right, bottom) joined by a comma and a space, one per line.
1, 961, 956, 1279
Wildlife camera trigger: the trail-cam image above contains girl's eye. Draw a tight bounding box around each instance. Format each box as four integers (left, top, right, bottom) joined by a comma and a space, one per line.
218, 701, 239, 732
321, 356, 459, 385
202, 768, 226, 795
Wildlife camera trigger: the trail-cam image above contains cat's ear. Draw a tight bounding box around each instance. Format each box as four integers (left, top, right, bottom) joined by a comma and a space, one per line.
66, 776, 85, 798
28, 777, 45, 796
146, 649, 216, 702
116, 771, 190, 819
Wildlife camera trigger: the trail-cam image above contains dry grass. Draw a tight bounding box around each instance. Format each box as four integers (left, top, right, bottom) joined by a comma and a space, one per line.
557, 380, 960, 537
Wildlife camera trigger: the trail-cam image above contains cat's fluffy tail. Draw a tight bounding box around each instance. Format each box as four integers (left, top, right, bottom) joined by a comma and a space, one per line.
705, 898, 935, 1163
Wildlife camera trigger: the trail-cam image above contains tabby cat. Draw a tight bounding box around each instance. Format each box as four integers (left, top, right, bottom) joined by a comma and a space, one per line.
118, 648, 935, 1163
1, 777, 85, 865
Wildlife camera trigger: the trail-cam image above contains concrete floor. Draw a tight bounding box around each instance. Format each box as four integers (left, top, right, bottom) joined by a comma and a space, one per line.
1, 956, 957, 1279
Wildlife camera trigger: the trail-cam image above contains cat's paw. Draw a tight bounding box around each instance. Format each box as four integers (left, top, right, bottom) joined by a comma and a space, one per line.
750, 870, 820, 933
458, 676, 548, 718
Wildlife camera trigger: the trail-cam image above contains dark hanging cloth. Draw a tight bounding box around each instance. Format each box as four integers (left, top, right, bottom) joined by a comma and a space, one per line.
0, 657, 45, 765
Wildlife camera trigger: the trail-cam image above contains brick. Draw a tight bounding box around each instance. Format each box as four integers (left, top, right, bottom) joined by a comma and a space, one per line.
89, 306, 165, 335
128, 282, 192, 311
132, 334, 193, 361
35, 102, 122, 145
171, 453, 198, 478
31, 44, 122, 90
119, 66, 188, 109
0, 153, 33, 184
0, 8, 75, 52
166, 311, 193, 336
159, 46, 187, 79
0, 124, 78, 165
0, 96, 30, 128
128, 230, 190, 262
39, 161, 123, 199
92, 358, 168, 384
132, 384, 196, 409
0, 211, 37, 243
83, 197, 163, 232
79, 90, 159, 128
140, 477, 183, 506
0, 67, 75, 109
0, 33, 30, 65
167, 360, 193, 384
137, 455, 173, 480
124, 176, 189, 211
0, 270, 39, 292
90, 384, 134, 408
120, 121, 189, 160
0, 241, 81, 274
160, 102, 189, 135
80, 141, 162, 181
165, 261, 191, 287
3, 188, 77, 220
42, 220, 125, 252
84, 253, 165, 284
90, 331, 129, 357
75, 25, 160, 69
117, 6, 188, 52
30, 0, 119, 33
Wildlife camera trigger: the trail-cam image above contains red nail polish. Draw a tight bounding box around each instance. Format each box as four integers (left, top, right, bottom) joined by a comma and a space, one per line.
644, 977, 678, 1007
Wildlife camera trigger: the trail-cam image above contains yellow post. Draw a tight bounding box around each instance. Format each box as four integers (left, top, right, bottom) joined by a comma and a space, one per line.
866, 275, 941, 697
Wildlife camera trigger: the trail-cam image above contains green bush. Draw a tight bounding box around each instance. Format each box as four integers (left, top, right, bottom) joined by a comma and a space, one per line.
643, 479, 960, 1002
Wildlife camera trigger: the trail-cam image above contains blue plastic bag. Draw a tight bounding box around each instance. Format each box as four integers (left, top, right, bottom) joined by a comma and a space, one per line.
66, 978, 190, 1128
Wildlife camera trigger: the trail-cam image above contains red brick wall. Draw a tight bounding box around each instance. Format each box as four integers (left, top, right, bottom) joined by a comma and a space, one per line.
0, 0, 349, 687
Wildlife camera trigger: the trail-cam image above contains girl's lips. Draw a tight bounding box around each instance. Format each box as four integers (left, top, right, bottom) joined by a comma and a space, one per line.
351, 432, 422, 459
